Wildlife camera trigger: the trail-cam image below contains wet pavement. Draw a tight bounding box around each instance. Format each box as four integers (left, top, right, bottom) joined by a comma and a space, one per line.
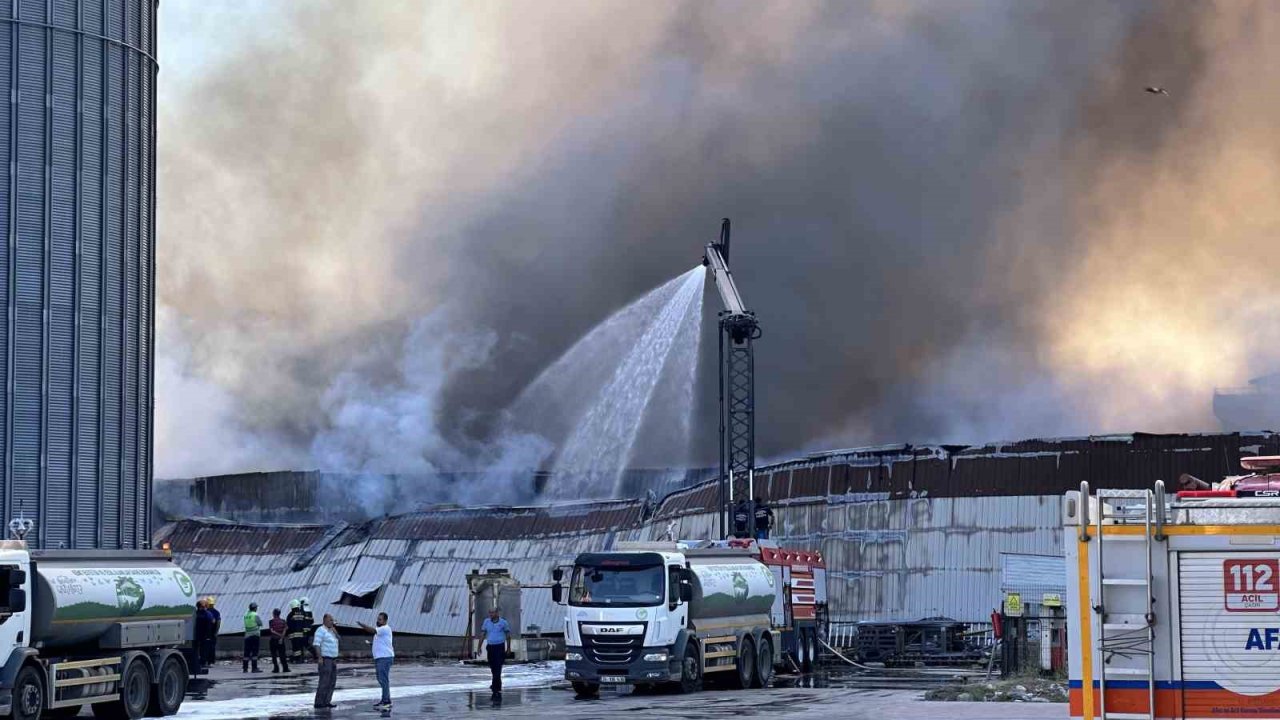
65, 660, 1070, 719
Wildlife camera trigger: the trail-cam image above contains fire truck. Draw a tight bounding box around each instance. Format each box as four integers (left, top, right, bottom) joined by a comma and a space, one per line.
1067, 457, 1280, 719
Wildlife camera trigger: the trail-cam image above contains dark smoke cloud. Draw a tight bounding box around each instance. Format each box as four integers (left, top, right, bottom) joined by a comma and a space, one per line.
156, 1, 1268, 486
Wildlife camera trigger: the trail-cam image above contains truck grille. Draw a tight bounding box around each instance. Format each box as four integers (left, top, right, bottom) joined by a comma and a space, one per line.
579, 622, 646, 666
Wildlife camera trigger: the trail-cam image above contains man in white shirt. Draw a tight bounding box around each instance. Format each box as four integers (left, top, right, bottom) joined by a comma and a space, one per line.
358, 612, 394, 710
311, 614, 340, 710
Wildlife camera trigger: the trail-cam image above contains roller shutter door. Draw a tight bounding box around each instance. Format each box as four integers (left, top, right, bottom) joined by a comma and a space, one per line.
1179, 552, 1280, 717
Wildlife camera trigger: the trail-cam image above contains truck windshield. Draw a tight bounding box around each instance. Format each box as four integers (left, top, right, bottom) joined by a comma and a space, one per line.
569, 563, 664, 607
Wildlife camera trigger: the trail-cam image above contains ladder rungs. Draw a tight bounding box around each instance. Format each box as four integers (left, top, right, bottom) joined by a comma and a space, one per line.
1103, 623, 1151, 632
1103, 578, 1149, 586
1103, 713, 1153, 719
1101, 534, 1150, 541
1103, 667, 1150, 676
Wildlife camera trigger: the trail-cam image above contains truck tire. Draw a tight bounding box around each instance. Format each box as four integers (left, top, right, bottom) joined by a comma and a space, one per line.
571, 681, 599, 698
146, 656, 187, 716
807, 631, 821, 670
800, 630, 817, 672
754, 636, 774, 688
732, 637, 755, 690
677, 646, 702, 694
11, 665, 44, 720
94, 658, 151, 719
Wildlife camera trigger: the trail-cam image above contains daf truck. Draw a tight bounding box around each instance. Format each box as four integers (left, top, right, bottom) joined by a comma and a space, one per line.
0, 536, 197, 720
551, 539, 825, 697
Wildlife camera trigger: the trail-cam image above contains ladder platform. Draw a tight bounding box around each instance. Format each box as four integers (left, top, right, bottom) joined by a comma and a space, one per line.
1103, 712, 1154, 720
1102, 534, 1151, 541
1102, 578, 1149, 586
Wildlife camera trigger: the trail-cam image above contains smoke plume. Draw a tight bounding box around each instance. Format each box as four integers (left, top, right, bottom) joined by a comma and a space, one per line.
155, 1, 1278, 492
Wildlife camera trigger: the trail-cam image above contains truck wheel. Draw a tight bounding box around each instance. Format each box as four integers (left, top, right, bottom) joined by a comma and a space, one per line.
732, 637, 755, 690
571, 681, 599, 698
678, 646, 702, 694
754, 636, 774, 688
12, 665, 44, 720
807, 632, 821, 670
797, 631, 812, 673
146, 656, 187, 716
94, 658, 151, 719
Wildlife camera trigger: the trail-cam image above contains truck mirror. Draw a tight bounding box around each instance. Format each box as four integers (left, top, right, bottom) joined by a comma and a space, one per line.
8, 569, 24, 586
679, 582, 692, 603
552, 568, 563, 582
7, 588, 24, 613
551, 583, 563, 605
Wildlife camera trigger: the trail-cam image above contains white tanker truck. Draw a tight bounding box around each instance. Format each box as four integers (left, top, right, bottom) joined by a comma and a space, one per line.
551, 540, 826, 697
0, 535, 196, 720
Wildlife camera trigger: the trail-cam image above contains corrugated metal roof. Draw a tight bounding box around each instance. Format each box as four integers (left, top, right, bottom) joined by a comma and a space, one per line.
653, 432, 1280, 520
155, 519, 329, 555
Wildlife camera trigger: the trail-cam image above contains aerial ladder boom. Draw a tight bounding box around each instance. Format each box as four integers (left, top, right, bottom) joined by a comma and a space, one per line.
703, 219, 761, 539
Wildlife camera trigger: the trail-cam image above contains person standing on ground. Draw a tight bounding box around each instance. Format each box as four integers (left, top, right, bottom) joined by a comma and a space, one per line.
193, 600, 212, 674
242, 602, 263, 673
312, 614, 340, 710
733, 499, 751, 538
269, 608, 291, 673
301, 597, 315, 663
287, 600, 307, 663
480, 607, 511, 694
206, 597, 222, 665
754, 497, 774, 540
358, 612, 394, 710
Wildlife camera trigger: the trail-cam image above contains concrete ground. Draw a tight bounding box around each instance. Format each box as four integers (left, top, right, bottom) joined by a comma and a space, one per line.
135, 661, 1066, 720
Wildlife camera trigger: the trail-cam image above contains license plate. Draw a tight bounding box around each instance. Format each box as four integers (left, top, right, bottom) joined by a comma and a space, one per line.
600, 676, 627, 684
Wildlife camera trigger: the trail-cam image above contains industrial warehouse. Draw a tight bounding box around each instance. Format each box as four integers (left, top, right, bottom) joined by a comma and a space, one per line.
154, 432, 1277, 640
0, 1, 1278, 719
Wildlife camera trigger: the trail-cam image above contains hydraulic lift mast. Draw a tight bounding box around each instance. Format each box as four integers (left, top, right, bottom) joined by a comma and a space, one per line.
703, 219, 761, 540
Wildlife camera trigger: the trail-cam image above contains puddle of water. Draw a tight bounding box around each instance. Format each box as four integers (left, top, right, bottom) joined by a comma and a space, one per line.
176, 663, 562, 719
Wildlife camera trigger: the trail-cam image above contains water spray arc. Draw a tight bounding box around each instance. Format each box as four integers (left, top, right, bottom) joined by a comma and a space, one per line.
703, 219, 761, 540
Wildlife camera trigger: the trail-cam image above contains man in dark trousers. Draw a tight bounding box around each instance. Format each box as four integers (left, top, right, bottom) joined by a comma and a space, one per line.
754, 497, 774, 540
242, 602, 263, 673
205, 597, 222, 665
312, 614, 340, 710
193, 600, 213, 674
732, 499, 751, 538
268, 608, 290, 673
480, 607, 511, 695
287, 600, 307, 664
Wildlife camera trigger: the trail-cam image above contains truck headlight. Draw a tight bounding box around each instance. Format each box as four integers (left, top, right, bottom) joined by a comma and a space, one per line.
565, 651, 584, 661
643, 652, 669, 663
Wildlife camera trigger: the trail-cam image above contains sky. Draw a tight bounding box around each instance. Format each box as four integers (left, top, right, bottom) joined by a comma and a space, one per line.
152, 1, 1280, 495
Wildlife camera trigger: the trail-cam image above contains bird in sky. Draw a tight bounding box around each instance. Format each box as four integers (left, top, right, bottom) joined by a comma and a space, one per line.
1145, 86, 1169, 96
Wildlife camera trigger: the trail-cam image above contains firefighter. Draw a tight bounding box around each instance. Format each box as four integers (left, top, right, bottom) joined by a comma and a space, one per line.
301, 597, 315, 662
732, 499, 751, 537
287, 599, 308, 663
754, 497, 774, 540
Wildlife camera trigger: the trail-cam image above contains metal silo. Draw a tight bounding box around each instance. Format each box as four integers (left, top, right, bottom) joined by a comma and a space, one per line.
0, 0, 156, 548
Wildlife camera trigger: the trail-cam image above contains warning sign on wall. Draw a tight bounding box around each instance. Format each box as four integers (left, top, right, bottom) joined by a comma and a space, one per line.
1005, 592, 1023, 617
1224, 558, 1280, 612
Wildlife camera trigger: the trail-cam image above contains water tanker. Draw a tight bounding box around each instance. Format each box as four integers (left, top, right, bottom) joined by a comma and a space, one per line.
552, 539, 826, 698
0, 538, 197, 720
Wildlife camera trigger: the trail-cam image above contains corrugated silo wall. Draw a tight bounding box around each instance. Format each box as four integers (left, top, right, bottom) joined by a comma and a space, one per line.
0, 0, 156, 548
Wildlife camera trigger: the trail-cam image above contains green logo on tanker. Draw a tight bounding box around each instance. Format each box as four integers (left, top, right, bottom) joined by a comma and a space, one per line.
116, 577, 145, 616
732, 573, 749, 601
173, 571, 194, 597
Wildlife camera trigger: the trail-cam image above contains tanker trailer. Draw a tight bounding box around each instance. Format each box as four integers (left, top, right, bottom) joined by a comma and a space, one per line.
0, 538, 196, 720
553, 542, 792, 698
